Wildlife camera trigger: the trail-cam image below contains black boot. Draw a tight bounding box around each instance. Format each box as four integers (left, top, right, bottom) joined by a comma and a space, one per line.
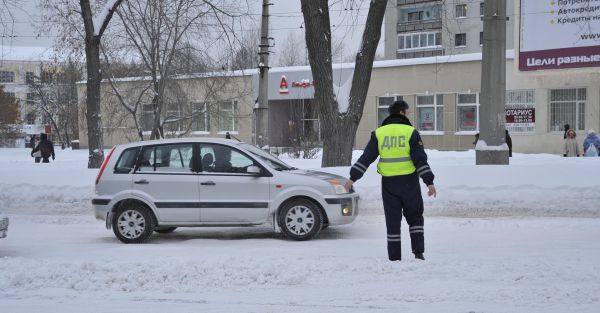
414, 253, 425, 260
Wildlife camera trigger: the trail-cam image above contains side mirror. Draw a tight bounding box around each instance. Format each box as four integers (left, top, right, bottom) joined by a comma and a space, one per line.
247, 165, 261, 175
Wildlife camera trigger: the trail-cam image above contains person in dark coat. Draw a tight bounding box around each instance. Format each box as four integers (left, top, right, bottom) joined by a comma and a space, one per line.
563, 124, 570, 139
345, 100, 436, 261
31, 133, 55, 163
505, 129, 513, 157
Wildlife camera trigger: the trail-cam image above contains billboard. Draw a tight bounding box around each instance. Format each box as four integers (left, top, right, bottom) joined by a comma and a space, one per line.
505, 108, 535, 129
519, 0, 600, 71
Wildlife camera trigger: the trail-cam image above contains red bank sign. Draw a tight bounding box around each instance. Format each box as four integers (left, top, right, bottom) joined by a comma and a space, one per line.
519, 0, 600, 71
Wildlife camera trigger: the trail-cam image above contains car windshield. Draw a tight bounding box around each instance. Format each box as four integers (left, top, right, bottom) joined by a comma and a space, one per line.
238, 143, 294, 171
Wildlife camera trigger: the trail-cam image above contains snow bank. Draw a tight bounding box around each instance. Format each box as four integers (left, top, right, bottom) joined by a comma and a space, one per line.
1, 148, 600, 218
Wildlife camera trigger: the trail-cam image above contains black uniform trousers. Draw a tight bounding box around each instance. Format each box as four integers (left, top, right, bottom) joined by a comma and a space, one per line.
381, 173, 425, 260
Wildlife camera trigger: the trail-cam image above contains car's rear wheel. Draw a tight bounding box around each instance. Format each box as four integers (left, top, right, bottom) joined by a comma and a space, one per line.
112, 203, 155, 243
278, 199, 323, 241
154, 227, 177, 234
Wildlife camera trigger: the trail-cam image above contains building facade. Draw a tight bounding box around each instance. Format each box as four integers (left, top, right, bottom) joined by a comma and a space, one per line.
0, 46, 63, 146
384, 0, 515, 60
76, 73, 256, 148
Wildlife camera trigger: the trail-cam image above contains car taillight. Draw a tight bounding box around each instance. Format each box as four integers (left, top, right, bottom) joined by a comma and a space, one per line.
96, 146, 116, 185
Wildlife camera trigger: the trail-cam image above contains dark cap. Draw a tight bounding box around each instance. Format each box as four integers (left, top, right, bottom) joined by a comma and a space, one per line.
389, 100, 409, 115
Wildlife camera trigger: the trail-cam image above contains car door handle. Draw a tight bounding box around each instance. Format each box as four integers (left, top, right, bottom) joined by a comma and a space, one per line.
134, 179, 149, 185
201, 181, 216, 186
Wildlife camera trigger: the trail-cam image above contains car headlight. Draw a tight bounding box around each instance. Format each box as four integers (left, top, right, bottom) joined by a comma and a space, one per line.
328, 179, 348, 194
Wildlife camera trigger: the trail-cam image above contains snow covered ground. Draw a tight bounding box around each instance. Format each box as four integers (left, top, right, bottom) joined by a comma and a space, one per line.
1, 148, 599, 312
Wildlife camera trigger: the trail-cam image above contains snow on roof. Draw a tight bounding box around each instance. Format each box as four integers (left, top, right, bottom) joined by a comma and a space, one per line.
0, 46, 55, 63
373, 50, 515, 69
76, 50, 515, 84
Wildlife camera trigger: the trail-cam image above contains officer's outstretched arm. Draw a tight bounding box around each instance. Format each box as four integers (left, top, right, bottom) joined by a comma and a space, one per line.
409, 130, 435, 186
349, 132, 379, 183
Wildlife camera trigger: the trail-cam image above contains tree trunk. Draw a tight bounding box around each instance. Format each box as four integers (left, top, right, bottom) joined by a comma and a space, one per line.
83, 38, 105, 167
301, 0, 387, 167
80, 0, 123, 168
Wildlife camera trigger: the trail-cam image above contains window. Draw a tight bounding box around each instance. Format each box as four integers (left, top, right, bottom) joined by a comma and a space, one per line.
200, 144, 254, 174
550, 88, 586, 132
137, 144, 194, 173
192, 102, 209, 132
114, 147, 141, 174
480, 32, 484, 46
218, 101, 238, 132
457, 93, 479, 132
480, 2, 485, 16
142, 104, 154, 132
26, 112, 36, 125
0, 71, 15, 83
455, 33, 467, 47
506, 90, 535, 133
456, 4, 467, 18
407, 11, 423, 22
377, 96, 403, 126
398, 4, 441, 24
164, 102, 183, 133
26, 93, 35, 106
416, 94, 444, 132
25, 72, 35, 84
398, 32, 441, 51
41, 71, 53, 84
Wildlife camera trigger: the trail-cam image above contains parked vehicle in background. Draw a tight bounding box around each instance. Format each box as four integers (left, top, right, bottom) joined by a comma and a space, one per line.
0, 212, 8, 239
92, 138, 359, 243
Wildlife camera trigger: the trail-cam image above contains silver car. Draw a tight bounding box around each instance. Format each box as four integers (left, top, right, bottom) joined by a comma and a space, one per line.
93, 138, 359, 243
0, 212, 8, 239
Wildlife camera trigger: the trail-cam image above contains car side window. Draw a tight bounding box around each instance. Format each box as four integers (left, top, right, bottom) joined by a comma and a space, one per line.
200, 144, 254, 174
114, 147, 140, 174
136, 144, 194, 173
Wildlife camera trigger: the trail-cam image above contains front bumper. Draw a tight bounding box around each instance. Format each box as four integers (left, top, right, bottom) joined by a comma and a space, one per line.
0, 216, 9, 239
92, 198, 111, 221
323, 193, 360, 225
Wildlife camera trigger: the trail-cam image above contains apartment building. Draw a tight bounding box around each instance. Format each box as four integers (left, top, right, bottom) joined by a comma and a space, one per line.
0, 46, 54, 146
384, 0, 515, 60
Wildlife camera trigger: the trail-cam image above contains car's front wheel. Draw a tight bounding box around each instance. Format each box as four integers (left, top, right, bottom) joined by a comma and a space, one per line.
112, 203, 155, 243
278, 199, 323, 241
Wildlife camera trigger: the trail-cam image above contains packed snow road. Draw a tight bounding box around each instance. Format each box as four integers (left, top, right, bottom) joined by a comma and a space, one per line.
1, 215, 599, 313
1, 148, 600, 312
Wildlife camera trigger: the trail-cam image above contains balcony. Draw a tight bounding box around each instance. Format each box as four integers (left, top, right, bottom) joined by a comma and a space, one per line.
397, 19, 442, 33
397, 0, 441, 5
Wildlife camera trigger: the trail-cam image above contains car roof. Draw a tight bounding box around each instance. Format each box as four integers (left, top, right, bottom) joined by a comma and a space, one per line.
114, 137, 244, 149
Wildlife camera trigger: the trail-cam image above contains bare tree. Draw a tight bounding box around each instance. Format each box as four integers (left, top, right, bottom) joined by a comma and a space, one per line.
277, 32, 307, 67
0, 85, 21, 147
231, 28, 260, 70
40, 0, 125, 167
78, 0, 125, 167
0, 0, 18, 41
301, 0, 387, 167
27, 62, 83, 147
114, 0, 250, 139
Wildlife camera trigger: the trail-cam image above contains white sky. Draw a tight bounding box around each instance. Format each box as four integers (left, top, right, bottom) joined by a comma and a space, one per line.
1, 0, 385, 61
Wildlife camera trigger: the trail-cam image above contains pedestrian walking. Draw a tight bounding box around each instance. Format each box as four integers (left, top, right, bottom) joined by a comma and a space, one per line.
345, 100, 436, 261
31, 133, 55, 163
564, 129, 580, 157
32, 136, 41, 163
505, 129, 513, 157
583, 129, 600, 157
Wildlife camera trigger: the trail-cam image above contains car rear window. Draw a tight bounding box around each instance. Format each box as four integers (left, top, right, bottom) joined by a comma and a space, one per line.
114, 147, 140, 174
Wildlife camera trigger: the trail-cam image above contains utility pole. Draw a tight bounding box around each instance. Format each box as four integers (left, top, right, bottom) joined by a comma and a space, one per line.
476, 0, 509, 165
255, 0, 270, 148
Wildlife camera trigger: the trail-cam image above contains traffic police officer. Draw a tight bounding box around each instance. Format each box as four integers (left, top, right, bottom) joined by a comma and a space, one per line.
345, 100, 436, 261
